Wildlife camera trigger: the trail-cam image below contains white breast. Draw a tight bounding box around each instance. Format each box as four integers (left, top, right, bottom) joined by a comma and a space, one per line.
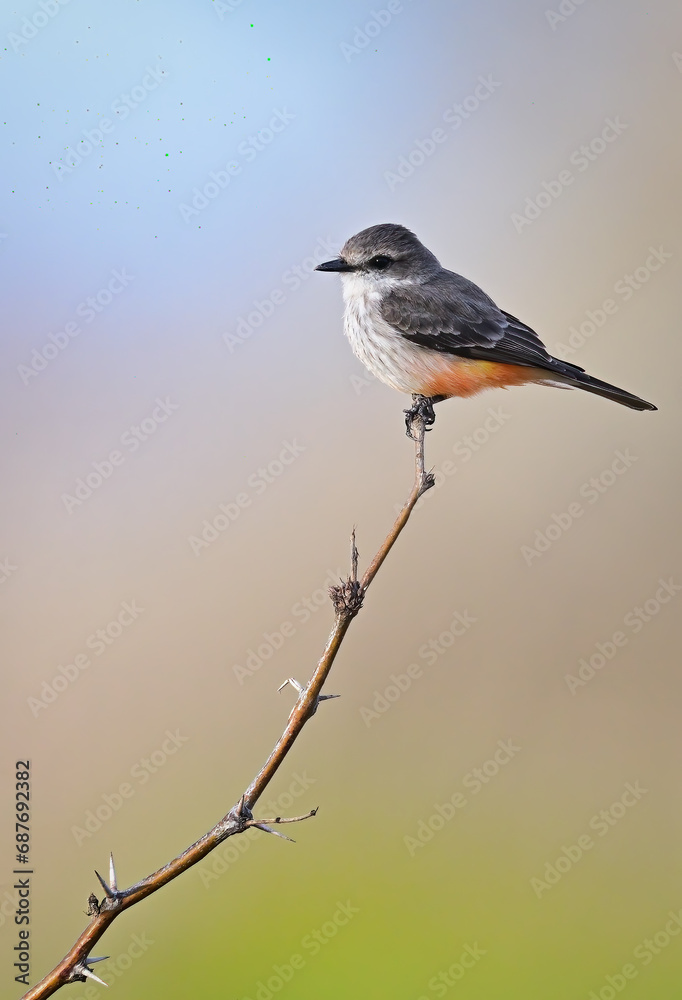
341, 277, 429, 394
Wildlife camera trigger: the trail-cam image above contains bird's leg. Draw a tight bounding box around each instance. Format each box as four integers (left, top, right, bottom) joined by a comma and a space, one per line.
404, 394, 446, 438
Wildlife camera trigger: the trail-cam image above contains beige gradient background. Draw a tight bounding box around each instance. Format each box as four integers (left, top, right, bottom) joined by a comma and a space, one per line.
2, 1, 682, 997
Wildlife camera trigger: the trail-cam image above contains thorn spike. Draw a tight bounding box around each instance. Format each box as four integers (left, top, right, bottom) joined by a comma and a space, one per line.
278, 677, 303, 695
109, 852, 117, 892
94, 869, 114, 899
253, 822, 295, 842
81, 966, 108, 987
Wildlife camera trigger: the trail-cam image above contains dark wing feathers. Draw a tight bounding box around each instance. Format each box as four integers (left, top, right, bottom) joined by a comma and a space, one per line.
381, 271, 586, 378
380, 269, 656, 410
381, 270, 508, 347
472, 311, 587, 377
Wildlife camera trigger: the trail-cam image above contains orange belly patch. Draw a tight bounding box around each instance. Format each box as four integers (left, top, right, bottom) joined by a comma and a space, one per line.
415, 355, 546, 398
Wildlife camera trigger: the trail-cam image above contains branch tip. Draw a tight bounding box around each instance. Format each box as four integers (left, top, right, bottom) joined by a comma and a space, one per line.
350, 527, 359, 584
245, 807, 318, 843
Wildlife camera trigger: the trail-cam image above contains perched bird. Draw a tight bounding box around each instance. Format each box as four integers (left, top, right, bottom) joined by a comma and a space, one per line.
316, 224, 656, 430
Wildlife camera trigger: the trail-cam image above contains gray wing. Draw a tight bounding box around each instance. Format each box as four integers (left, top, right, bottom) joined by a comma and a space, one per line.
381, 269, 507, 346
381, 269, 585, 375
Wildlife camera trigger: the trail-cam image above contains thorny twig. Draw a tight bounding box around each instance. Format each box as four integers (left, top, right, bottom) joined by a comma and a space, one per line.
21, 407, 434, 999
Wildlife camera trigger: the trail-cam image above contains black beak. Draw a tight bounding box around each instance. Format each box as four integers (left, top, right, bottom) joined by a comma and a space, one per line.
315, 258, 355, 272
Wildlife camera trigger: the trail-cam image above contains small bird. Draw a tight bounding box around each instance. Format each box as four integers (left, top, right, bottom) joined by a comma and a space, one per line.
316, 224, 656, 430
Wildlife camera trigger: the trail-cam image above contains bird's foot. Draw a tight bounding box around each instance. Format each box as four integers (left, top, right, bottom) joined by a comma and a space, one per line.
404, 394, 437, 438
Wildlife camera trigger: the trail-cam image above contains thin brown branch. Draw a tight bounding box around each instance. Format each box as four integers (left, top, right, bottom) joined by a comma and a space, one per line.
21, 410, 434, 1000
246, 809, 318, 827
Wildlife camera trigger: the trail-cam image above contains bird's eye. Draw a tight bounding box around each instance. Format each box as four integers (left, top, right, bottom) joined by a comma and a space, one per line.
368, 255, 393, 270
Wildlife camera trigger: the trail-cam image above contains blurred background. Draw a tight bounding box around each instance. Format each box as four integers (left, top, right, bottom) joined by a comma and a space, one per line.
2, 1, 681, 997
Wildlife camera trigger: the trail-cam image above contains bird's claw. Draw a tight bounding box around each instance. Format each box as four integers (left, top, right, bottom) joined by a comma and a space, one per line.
404, 395, 437, 438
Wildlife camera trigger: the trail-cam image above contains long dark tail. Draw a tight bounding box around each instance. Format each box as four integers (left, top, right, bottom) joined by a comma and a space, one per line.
493, 311, 657, 411
556, 367, 657, 411
437, 311, 658, 411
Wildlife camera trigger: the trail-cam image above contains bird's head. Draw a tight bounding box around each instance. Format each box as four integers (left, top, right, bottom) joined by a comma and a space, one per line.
315, 223, 440, 288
